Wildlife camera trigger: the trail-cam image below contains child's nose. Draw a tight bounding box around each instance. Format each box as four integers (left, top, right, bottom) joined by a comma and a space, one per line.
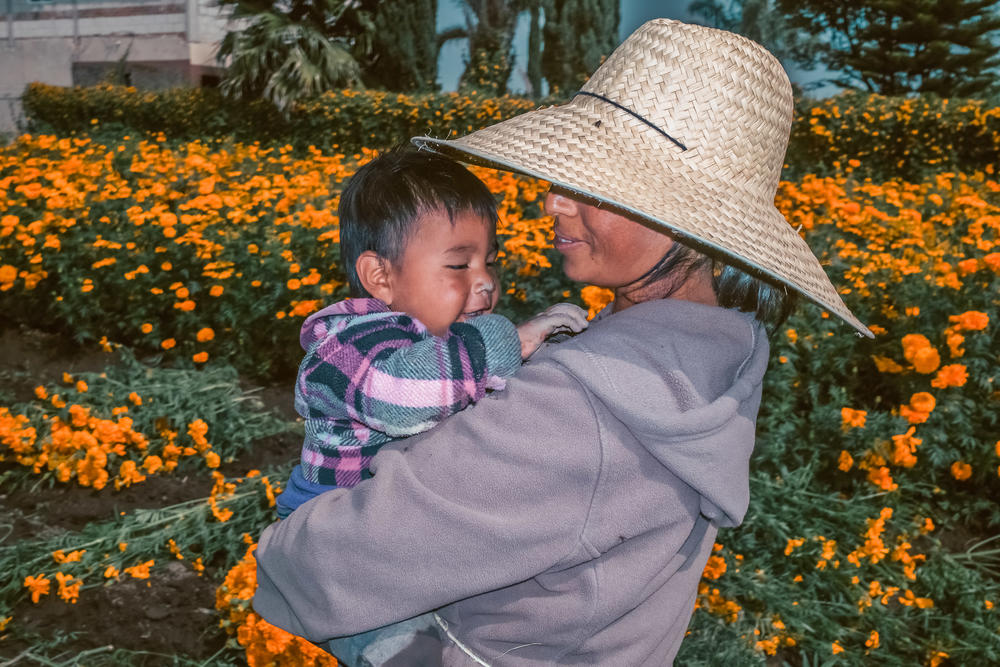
473, 270, 495, 295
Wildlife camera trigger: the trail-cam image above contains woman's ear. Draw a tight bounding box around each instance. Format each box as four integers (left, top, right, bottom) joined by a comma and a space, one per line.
355, 251, 395, 305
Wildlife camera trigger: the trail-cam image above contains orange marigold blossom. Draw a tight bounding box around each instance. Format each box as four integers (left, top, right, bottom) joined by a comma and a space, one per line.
841, 407, 866, 429
931, 364, 968, 388
193, 351, 209, 363
196, 327, 215, 342
838, 450, 854, 471
701, 554, 727, 580
872, 355, 904, 373
951, 461, 972, 480
949, 310, 988, 331
24, 574, 51, 603
161, 338, 176, 350
890, 427, 922, 467
55, 572, 81, 603
124, 559, 154, 579
140, 322, 153, 334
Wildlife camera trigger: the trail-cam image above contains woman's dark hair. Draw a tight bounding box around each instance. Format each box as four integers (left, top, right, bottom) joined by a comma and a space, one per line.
636, 238, 799, 333
338, 146, 499, 297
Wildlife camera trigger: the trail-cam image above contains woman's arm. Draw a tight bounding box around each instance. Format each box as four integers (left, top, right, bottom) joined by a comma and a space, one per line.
254, 358, 601, 641
300, 311, 522, 437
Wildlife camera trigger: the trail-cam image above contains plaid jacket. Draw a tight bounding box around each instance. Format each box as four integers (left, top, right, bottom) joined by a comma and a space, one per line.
293, 298, 521, 491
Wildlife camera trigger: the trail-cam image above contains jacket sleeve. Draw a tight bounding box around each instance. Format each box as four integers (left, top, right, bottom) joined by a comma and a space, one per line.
252, 358, 601, 641
302, 311, 522, 438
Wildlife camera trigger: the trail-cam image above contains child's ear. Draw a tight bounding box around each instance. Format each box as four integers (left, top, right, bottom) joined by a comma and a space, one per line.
355, 251, 394, 305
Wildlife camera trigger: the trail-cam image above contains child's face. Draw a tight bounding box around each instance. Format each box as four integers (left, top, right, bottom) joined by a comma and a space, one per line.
386, 209, 500, 337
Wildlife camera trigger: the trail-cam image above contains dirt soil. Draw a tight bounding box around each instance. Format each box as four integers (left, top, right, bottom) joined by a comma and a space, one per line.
0, 320, 299, 664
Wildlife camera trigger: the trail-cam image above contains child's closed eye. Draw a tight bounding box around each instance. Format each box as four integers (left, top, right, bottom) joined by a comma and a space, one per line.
445, 264, 469, 270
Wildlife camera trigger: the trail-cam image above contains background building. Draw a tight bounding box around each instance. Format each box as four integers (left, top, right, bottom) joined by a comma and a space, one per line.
1, 0, 230, 133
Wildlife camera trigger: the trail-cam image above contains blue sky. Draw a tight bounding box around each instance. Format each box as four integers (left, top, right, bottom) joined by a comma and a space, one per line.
436, 0, 834, 96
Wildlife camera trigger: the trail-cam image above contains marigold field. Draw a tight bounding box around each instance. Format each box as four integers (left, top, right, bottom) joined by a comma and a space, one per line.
1, 93, 998, 666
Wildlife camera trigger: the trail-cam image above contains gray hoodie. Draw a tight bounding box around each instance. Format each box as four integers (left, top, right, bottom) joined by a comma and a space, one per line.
253, 298, 770, 665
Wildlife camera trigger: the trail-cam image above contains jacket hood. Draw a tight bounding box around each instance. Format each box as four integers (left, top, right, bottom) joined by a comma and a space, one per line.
299, 298, 388, 351
546, 299, 769, 527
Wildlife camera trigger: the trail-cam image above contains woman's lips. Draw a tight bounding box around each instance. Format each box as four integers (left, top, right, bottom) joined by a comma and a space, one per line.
552, 229, 584, 252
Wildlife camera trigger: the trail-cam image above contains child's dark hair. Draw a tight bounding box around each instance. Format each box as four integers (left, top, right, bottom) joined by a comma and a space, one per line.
338, 146, 499, 297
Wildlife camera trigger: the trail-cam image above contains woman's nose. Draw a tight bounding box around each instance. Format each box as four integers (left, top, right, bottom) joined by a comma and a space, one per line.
544, 190, 579, 217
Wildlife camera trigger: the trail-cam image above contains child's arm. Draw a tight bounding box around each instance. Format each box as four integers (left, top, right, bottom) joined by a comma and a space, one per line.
302, 311, 522, 438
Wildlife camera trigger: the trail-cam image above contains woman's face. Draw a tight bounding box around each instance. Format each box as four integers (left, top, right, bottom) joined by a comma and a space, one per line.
545, 188, 676, 290
545, 188, 718, 310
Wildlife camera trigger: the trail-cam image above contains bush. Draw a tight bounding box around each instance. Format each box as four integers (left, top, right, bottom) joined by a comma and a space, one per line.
21, 83, 539, 154
788, 91, 1000, 182
22, 84, 1000, 180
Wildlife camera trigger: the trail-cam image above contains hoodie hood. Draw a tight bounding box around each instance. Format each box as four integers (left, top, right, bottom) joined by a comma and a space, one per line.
299, 298, 389, 351
546, 299, 769, 527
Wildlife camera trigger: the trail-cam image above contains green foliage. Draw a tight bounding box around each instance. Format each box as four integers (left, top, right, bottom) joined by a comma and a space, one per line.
216, 0, 379, 112
540, 0, 620, 95
21, 83, 539, 153
687, 0, 820, 71
787, 91, 1000, 181
366, 0, 439, 92
776, 0, 1000, 98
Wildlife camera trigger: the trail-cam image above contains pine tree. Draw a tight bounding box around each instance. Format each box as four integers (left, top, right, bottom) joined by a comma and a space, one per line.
540, 0, 620, 96
775, 0, 1000, 97
688, 0, 819, 70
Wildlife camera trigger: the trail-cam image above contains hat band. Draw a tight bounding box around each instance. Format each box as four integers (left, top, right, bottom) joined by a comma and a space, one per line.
574, 91, 688, 152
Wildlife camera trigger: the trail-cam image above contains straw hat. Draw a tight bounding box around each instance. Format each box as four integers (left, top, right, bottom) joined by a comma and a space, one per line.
414, 18, 871, 337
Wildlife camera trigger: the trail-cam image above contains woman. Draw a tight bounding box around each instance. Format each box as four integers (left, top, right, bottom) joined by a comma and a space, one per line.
253, 19, 871, 666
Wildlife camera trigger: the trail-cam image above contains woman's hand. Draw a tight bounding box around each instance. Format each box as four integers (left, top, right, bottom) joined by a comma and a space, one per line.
516, 303, 590, 359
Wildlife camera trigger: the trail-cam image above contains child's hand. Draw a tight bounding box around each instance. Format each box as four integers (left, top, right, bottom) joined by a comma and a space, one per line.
516, 303, 590, 359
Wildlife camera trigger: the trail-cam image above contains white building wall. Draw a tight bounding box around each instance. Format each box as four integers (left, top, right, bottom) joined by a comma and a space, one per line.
0, 0, 231, 135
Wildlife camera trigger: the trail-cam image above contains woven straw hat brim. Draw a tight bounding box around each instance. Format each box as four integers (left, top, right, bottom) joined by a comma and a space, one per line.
415, 101, 872, 337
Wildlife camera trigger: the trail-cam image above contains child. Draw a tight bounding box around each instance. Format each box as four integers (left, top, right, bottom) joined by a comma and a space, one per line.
273, 147, 588, 666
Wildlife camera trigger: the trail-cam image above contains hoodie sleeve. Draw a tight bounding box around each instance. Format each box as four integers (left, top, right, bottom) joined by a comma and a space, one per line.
253, 358, 601, 641
300, 311, 522, 438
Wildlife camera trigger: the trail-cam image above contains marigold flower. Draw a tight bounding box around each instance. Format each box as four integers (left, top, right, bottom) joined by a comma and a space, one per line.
865, 630, 880, 649
580, 286, 615, 319
950, 310, 989, 331
193, 351, 209, 363
832, 641, 844, 655
890, 427, 922, 467
931, 363, 968, 388
34, 385, 48, 400
701, 555, 726, 580
104, 565, 119, 579
209, 285, 224, 296
140, 322, 153, 334
910, 346, 941, 374
75, 380, 88, 393
841, 407, 867, 429
195, 327, 215, 342
24, 574, 51, 603
124, 559, 154, 579
872, 355, 904, 373
929, 651, 949, 667
838, 450, 854, 471
161, 338, 176, 350
128, 391, 142, 406
55, 572, 81, 603
950, 461, 972, 481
